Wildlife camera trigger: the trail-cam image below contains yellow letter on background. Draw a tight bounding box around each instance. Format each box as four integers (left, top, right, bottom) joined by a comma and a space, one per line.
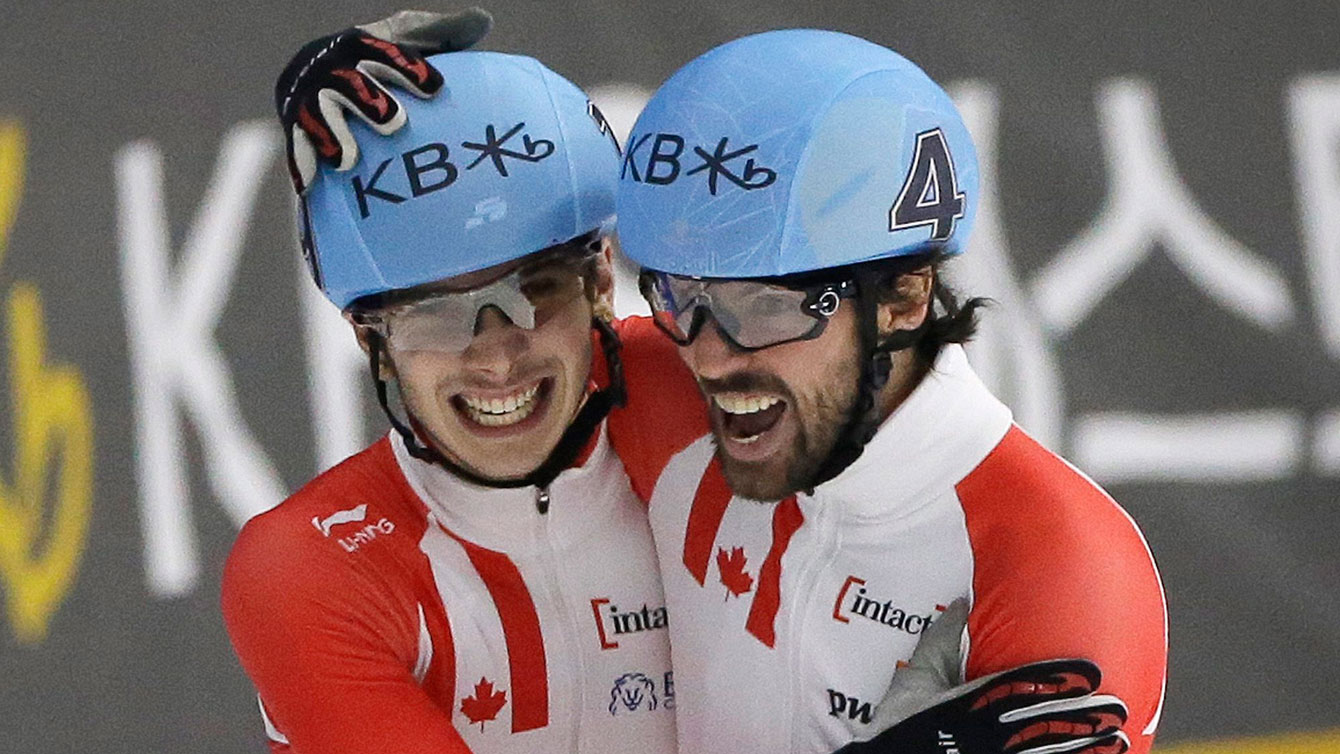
0, 120, 94, 643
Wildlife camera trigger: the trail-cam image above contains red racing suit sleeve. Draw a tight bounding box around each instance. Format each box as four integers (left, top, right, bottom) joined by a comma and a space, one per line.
955, 426, 1168, 754
607, 316, 711, 503
221, 514, 470, 754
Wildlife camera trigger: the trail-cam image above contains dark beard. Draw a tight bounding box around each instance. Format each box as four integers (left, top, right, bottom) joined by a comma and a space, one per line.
703, 363, 859, 502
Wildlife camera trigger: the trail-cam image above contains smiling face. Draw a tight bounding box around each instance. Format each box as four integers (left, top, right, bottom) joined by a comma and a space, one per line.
682, 305, 863, 500
678, 270, 932, 501
363, 244, 612, 481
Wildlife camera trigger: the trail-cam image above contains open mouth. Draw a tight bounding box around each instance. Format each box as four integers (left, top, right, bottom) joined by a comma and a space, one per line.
712, 392, 787, 445
453, 378, 550, 429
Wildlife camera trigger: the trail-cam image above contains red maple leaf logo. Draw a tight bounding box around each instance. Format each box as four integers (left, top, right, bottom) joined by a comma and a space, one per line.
717, 546, 753, 599
460, 676, 507, 731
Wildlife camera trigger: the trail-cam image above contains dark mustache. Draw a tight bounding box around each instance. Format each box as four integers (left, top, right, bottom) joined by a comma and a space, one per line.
697, 371, 793, 402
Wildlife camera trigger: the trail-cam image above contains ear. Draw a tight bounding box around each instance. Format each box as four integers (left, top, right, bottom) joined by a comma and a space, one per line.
876, 267, 934, 336
589, 237, 617, 321
345, 315, 397, 380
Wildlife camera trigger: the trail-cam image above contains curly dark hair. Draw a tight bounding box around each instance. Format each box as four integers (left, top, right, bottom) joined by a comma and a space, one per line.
862, 250, 989, 364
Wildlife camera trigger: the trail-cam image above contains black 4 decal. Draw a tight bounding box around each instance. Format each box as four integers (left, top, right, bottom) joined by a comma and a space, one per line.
889, 128, 966, 242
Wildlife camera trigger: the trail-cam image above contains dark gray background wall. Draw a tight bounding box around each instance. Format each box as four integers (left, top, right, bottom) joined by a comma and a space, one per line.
0, 2, 1337, 752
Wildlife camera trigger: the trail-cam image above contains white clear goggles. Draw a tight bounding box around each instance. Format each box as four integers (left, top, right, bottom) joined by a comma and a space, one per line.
352, 247, 597, 354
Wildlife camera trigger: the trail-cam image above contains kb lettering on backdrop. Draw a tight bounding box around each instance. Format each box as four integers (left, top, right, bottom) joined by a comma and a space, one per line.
111, 78, 1340, 599
0, 121, 94, 642
950, 78, 1340, 483
1290, 75, 1340, 475
115, 121, 286, 597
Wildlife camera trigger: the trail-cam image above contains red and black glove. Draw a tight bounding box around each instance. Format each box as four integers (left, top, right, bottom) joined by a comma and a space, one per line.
274, 8, 492, 193
836, 659, 1129, 754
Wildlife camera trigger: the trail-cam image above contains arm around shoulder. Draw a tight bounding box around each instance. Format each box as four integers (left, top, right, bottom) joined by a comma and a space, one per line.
607, 316, 711, 501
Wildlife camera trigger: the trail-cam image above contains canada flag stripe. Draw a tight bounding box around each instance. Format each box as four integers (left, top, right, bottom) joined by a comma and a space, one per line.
456, 540, 549, 733
745, 496, 804, 648
682, 458, 733, 585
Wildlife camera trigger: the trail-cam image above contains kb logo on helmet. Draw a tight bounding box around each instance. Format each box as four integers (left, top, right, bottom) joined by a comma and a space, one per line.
349, 123, 557, 219
621, 132, 777, 195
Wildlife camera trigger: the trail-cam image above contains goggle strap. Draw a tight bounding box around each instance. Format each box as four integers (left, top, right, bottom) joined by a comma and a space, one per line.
805, 267, 926, 489
516, 316, 627, 492
368, 331, 515, 487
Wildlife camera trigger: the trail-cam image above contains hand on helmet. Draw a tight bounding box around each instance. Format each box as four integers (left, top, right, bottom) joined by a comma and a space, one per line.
274, 8, 493, 193
834, 600, 1131, 754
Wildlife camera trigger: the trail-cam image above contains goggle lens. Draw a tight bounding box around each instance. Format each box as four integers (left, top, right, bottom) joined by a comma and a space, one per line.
364, 254, 592, 353
641, 271, 851, 350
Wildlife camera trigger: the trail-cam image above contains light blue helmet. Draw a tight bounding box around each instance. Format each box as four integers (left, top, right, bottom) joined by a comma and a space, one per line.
301, 51, 621, 310
616, 29, 978, 278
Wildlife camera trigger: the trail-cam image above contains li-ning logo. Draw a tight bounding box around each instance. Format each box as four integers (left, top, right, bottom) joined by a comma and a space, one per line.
621, 132, 777, 195
832, 576, 944, 634
590, 598, 669, 650
312, 504, 368, 537
312, 504, 395, 553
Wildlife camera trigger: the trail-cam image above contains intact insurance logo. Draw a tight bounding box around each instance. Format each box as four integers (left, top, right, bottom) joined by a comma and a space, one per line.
0, 120, 94, 644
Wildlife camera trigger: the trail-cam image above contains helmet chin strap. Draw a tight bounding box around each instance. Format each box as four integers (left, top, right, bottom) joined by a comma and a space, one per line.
804, 267, 932, 490
366, 317, 627, 497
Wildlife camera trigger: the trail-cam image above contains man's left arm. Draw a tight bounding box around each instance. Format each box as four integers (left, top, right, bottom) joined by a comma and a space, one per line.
955, 429, 1169, 753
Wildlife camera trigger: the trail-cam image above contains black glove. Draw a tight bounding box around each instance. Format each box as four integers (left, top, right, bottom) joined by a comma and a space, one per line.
274, 8, 493, 193
836, 659, 1129, 754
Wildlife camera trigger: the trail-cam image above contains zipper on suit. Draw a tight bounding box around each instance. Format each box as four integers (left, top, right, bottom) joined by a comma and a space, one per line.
534, 488, 584, 751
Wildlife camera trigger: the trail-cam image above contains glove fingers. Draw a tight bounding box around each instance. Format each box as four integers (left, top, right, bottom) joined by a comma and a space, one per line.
999, 694, 1128, 725
969, 659, 1101, 715
1088, 731, 1131, 754
316, 90, 367, 172
1001, 703, 1128, 754
359, 8, 494, 53
1014, 729, 1129, 754
356, 35, 443, 95
358, 60, 435, 101
297, 100, 342, 163
287, 125, 319, 194
326, 68, 403, 128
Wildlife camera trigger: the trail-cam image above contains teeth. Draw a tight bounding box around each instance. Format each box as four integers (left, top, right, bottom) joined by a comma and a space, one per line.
462, 384, 538, 414
713, 393, 781, 415
460, 383, 541, 427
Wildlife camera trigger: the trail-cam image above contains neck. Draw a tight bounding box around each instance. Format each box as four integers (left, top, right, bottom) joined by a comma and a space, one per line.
876, 347, 931, 423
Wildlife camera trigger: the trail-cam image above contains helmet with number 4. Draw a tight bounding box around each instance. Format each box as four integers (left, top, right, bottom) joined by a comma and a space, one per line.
616, 29, 978, 278
302, 50, 620, 310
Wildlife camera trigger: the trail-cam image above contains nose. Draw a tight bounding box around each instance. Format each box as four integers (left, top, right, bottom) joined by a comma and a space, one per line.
461, 305, 528, 377
473, 304, 516, 335
680, 315, 749, 380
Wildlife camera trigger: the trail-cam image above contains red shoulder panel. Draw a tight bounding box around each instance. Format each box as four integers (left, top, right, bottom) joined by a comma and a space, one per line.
221, 439, 470, 754
956, 426, 1168, 754
607, 316, 711, 502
